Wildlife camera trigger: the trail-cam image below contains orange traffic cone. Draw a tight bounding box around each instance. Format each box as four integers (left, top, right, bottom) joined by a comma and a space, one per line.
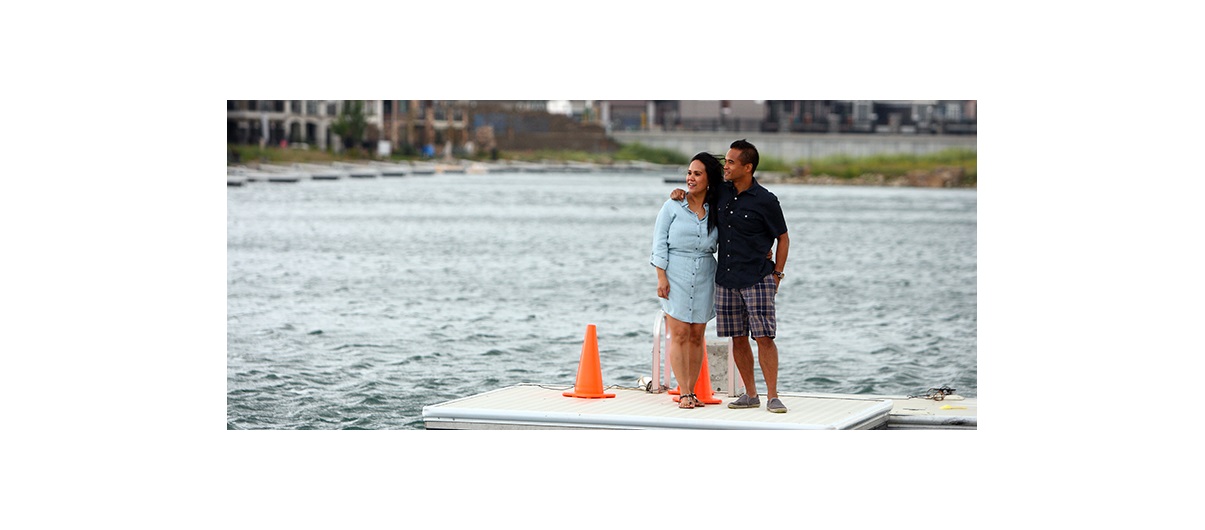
672, 339, 721, 405
563, 324, 616, 399
692, 353, 722, 404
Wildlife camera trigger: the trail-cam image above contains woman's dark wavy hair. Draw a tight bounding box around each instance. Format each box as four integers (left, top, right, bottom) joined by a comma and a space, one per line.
691, 151, 725, 233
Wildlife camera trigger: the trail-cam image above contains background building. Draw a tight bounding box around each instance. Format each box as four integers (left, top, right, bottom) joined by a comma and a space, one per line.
228, 100, 976, 157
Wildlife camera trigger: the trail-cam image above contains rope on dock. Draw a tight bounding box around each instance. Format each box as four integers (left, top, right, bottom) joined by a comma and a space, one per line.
907, 385, 957, 401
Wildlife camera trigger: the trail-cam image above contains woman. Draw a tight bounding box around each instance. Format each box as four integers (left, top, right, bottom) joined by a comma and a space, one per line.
650, 152, 724, 409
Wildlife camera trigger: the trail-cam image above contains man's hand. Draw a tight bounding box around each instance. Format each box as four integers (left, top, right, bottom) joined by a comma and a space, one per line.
670, 188, 686, 201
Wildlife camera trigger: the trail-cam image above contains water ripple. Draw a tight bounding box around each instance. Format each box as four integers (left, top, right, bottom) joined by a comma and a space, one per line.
229, 174, 976, 429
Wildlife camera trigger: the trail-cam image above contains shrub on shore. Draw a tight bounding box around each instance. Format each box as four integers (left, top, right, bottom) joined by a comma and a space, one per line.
800, 148, 976, 180
228, 143, 975, 186
613, 143, 688, 165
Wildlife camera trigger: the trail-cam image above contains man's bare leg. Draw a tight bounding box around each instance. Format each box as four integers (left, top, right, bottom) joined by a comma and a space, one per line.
754, 336, 779, 399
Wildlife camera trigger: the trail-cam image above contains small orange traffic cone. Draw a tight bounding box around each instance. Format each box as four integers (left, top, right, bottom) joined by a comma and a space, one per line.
692, 352, 722, 404
563, 324, 616, 399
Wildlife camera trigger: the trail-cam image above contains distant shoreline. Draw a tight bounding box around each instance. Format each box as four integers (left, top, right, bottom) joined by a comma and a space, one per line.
760, 167, 975, 189
229, 144, 975, 189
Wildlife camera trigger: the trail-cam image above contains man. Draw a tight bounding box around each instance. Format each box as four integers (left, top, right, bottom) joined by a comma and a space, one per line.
672, 139, 790, 412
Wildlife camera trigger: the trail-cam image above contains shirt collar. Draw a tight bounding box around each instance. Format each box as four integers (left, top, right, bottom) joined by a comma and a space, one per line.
726, 177, 763, 196
677, 198, 709, 212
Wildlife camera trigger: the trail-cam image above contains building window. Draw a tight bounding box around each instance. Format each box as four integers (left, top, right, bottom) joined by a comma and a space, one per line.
913, 104, 931, 123
945, 102, 962, 122
853, 101, 871, 122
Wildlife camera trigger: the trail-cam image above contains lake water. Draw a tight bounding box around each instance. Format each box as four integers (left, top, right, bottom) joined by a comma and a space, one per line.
227, 170, 977, 429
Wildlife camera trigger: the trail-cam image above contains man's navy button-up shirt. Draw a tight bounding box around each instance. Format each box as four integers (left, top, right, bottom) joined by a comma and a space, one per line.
715, 178, 788, 289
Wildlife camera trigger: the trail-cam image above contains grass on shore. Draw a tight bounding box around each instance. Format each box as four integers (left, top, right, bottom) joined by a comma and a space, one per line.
229, 142, 688, 166
229, 144, 351, 165
454, 143, 689, 166
764, 148, 977, 180
229, 143, 975, 183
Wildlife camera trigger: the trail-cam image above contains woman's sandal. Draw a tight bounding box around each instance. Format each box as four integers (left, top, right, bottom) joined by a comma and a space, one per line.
679, 393, 704, 409
678, 393, 697, 409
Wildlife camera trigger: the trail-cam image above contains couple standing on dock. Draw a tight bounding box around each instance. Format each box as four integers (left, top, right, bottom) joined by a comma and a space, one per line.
651, 139, 790, 412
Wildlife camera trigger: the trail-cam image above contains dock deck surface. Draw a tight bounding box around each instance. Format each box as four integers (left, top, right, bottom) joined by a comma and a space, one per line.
422, 384, 932, 430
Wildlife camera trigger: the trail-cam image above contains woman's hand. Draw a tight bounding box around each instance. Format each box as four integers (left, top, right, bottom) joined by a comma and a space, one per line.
657, 276, 670, 299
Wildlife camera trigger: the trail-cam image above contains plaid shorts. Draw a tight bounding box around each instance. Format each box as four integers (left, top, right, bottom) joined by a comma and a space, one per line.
715, 274, 777, 338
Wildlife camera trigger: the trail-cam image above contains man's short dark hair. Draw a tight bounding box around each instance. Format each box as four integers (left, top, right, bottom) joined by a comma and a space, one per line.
730, 139, 759, 175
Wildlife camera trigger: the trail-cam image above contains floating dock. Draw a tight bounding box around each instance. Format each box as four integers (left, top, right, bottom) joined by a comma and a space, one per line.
421, 383, 975, 430
424, 319, 976, 430
335, 163, 380, 178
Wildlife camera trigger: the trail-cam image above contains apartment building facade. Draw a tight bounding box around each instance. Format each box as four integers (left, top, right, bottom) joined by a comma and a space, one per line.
228, 100, 976, 154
